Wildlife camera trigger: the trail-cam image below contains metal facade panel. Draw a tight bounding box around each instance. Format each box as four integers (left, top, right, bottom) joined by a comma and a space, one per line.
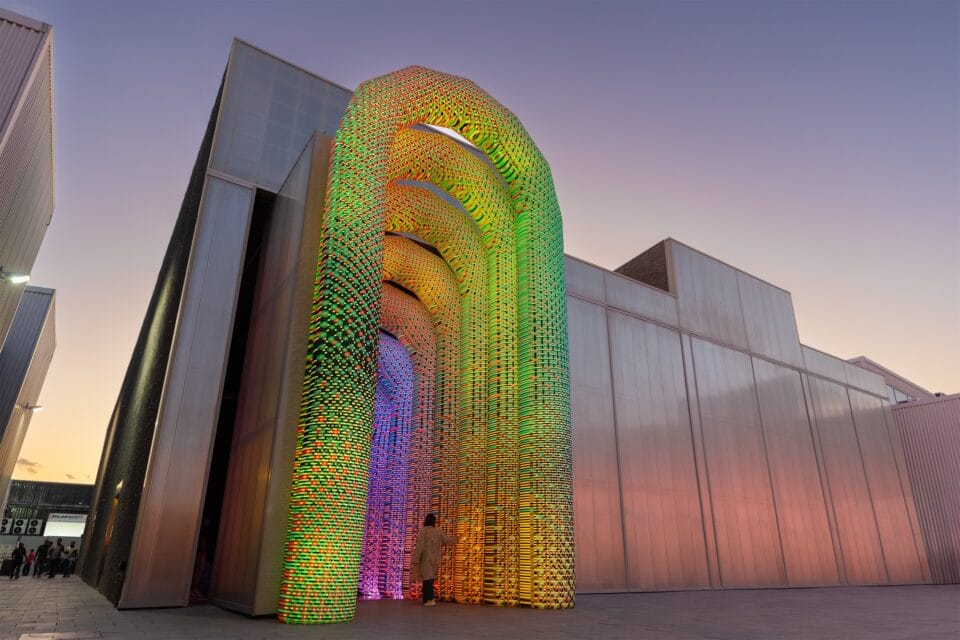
607, 311, 708, 590
737, 272, 803, 368
210, 135, 330, 615
79, 82, 224, 604
209, 41, 351, 192
603, 271, 679, 328
690, 338, 785, 586
879, 404, 931, 582
0, 40, 53, 350
0, 288, 53, 512
752, 358, 839, 585
121, 177, 254, 608
806, 377, 887, 584
892, 397, 960, 583
0, 13, 44, 135
842, 363, 887, 398
680, 334, 721, 586
848, 389, 925, 583
801, 346, 847, 385
672, 242, 749, 351
568, 296, 627, 592
564, 256, 605, 304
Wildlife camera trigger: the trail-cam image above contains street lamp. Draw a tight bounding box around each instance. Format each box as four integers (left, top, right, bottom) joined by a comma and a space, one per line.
20, 404, 43, 412
0, 268, 30, 285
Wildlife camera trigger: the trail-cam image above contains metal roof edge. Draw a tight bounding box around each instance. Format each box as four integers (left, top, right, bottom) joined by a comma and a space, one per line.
230, 37, 355, 95
0, 8, 48, 33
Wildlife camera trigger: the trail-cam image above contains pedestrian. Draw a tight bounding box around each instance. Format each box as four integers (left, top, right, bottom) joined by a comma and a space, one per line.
9, 542, 25, 579
47, 538, 63, 578
61, 542, 77, 577
34, 540, 49, 577
22, 548, 35, 577
409, 513, 457, 606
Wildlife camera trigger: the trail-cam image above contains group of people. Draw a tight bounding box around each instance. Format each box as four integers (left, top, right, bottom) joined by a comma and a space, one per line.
7, 538, 77, 579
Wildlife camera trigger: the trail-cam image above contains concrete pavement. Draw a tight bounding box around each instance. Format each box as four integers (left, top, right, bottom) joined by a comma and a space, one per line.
1, 577, 957, 639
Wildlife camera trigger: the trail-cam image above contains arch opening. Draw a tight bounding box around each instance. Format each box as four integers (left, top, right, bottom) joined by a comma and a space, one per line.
359, 331, 414, 600
279, 66, 571, 624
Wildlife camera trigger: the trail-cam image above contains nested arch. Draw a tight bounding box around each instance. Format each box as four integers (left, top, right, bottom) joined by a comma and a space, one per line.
389, 128, 522, 604
281, 66, 571, 624
377, 285, 436, 592
359, 332, 413, 600
384, 183, 489, 600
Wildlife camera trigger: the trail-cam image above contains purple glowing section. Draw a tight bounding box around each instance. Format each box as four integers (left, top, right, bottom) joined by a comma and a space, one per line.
359, 332, 414, 599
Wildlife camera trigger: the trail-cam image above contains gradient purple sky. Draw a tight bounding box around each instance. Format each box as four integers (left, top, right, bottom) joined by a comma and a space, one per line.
8, 0, 958, 483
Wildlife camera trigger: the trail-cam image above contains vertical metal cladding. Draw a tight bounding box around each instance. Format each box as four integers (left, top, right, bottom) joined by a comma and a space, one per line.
0, 20, 53, 352
279, 67, 571, 623
892, 397, 960, 583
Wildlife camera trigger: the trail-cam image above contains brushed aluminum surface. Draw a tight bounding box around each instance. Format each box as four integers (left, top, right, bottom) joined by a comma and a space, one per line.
568, 296, 627, 591
672, 243, 749, 351
848, 389, 925, 583
0, 287, 54, 514
752, 358, 838, 585
806, 377, 886, 584
120, 177, 254, 608
691, 338, 785, 586
607, 311, 708, 590
0, 36, 53, 352
210, 135, 330, 614
737, 272, 803, 368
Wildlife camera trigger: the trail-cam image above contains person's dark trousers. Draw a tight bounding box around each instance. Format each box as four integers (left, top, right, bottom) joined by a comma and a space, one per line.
22, 563, 31, 577
33, 559, 44, 577
9, 562, 21, 579
47, 559, 60, 578
422, 579, 435, 602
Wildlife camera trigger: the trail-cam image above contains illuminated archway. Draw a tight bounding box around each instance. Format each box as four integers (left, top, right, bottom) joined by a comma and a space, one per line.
280, 66, 572, 624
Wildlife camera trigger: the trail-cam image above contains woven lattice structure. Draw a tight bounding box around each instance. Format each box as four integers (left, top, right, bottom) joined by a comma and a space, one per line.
279, 66, 572, 624
359, 332, 413, 599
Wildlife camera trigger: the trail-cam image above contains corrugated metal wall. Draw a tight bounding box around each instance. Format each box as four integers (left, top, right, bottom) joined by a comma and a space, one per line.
892, 396, 960, 583
0, 287, 55, 515
0, 13, 53, 351
0, 11, 45, 132
567, 249, 929, 593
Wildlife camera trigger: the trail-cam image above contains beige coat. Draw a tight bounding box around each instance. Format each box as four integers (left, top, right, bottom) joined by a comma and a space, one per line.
410, 526, 456, 582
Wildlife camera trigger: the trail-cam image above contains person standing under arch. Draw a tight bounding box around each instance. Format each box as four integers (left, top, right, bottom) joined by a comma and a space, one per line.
410, 513, 457, 606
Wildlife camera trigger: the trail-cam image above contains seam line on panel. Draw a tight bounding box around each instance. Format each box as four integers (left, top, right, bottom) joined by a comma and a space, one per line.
732, 264, 753, 354
846, 388, 891, 583
879, 405, 927, 581
684, 336, 723, 588
564, 291, 886, 400
602, 276, 631, 593
748, 357, 790, 585
800, 373, 844, 584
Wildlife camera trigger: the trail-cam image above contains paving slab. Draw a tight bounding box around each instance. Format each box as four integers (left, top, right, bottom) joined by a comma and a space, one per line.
1, 577, 957, 639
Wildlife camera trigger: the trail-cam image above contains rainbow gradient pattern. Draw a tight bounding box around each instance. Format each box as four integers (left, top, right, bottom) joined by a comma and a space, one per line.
278, 66, 573, 624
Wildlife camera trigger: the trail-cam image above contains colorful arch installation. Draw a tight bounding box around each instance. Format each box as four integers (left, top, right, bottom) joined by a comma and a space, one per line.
278, 66, 573, 624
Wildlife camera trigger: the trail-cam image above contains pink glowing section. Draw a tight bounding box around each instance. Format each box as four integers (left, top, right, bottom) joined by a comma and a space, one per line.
359, 331, 414, 599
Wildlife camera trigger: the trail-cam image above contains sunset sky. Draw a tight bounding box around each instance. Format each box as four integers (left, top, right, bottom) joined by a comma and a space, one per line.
8, 0, 958, 484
